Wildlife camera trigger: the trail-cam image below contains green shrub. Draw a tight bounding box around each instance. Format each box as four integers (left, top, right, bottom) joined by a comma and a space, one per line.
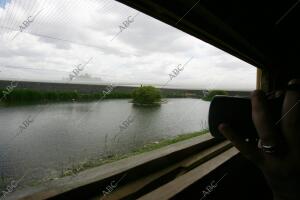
202, 90, 228, 101
132, 86, 161, 105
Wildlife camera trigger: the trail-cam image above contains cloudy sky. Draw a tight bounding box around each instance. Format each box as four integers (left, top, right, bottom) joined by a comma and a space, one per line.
0, 0, 256, 90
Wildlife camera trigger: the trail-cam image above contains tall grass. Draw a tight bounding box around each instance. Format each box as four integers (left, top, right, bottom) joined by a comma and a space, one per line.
0, 89, 132, 105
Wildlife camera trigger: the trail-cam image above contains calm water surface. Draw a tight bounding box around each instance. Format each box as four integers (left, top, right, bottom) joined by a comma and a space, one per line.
0, 98, 209, 187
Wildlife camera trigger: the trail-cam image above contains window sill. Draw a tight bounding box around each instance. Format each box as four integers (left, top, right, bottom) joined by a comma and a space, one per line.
8, 134, 235, 200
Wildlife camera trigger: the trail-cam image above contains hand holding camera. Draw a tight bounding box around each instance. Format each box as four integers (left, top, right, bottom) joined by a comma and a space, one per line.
209, 79, 300, 200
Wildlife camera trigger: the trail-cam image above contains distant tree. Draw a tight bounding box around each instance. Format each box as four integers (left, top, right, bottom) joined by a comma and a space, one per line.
132, 86, 161, 105
202, 90, 228, 101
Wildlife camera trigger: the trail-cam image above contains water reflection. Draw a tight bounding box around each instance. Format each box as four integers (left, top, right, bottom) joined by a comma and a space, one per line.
0, 98, 209, 188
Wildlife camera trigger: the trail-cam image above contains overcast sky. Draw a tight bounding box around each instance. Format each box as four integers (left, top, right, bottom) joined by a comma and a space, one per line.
0, 0, 256, 90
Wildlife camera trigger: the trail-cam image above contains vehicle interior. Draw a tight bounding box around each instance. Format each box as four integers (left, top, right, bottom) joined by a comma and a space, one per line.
1, 0, 300, 199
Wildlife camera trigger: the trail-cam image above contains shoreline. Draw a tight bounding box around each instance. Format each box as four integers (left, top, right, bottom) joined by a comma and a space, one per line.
0, 130, 209, 189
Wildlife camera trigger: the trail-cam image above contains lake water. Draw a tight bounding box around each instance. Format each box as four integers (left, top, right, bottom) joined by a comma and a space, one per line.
0, 98, 210, 188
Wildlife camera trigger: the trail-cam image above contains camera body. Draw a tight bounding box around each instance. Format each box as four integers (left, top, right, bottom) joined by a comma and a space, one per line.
208, 96, 283, 139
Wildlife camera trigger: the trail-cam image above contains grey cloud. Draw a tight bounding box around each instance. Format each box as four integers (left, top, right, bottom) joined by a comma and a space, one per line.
0, 0, 256, 90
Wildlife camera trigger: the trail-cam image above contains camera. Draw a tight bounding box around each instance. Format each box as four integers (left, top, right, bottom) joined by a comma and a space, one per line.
208, 95, 283, 139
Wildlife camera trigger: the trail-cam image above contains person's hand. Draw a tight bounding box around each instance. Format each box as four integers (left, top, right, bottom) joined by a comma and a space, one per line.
218, 79, 300, 200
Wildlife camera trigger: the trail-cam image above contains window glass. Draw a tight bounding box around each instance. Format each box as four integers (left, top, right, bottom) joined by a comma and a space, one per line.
0, 0, 256, 194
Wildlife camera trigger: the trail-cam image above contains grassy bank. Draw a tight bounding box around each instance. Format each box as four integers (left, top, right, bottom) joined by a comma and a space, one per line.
201, 90, 228, 101
60, 130, 209, 178
0, 89, 132, 105
0, 130, 209, 188
0, 89, 203, 106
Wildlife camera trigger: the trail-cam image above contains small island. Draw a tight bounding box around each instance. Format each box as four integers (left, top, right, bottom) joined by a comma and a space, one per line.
132, 86, 162, 106
201, 90, 228, 101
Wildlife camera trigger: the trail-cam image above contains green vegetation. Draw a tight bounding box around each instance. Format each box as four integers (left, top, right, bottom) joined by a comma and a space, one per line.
132, 130, 208, 153
60, 129, 208, 179
162, 92, 192, 98
0, 89, 131, 105
132, 86, 162, 106
0, 130, 208, 187
202, 90, 228, 101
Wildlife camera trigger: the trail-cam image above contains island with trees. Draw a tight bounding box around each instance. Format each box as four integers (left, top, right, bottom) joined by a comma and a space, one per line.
132, 86, 162, 106
201, 90, 228, 101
